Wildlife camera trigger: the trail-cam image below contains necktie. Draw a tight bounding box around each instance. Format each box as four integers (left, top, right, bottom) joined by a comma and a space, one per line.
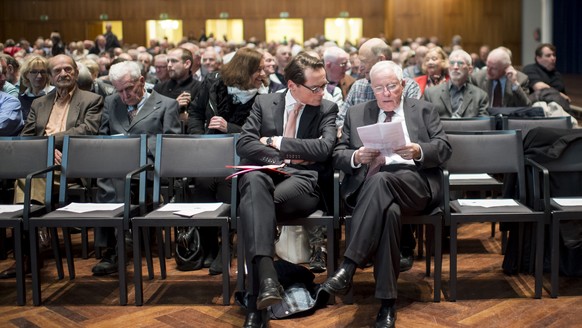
284, 103, 302, 138
128, 105, 137, 123
326, 82, 337, 94
492, 80, 502, 107
366, 111, 395, 178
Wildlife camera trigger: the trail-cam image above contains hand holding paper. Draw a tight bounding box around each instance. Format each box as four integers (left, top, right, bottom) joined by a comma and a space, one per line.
356, 121, 406, 156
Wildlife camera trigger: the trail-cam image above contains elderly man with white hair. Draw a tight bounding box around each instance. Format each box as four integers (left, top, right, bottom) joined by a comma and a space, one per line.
323, 46, 355, 99
471, 47, 531, 107
322, 61, 451, 328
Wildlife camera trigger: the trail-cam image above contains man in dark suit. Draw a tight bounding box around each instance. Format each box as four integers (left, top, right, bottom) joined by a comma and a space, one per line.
471, 47, 531, 107
423, 49, 489, 118
92, 60, 181, 275
322, 61, 451, 328
236, 52, 337, 328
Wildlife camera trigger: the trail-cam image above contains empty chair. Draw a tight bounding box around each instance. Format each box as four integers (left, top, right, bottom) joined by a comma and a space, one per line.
440, 117, 496, 132
132, 134, 238, 306
445, 130, 545, 301
0, 136, 56, 305
28, 135, 148, 306
503, 116, 572, 139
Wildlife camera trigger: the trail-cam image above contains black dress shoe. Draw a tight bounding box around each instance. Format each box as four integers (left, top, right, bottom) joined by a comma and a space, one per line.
399, 253, 414, 272
208, 247, 223, 275
256, 277, 284, 310
92, 249, 118, 276
0, 266, 16, 279
321, 267, 353, 296
375, 305, 396, 328
243, 311, 266, 328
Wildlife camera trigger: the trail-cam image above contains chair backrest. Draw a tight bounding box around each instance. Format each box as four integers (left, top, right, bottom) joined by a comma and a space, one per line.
153, 134, 238, 203
0, 136, 54, 179
445, 130, 526, 202
503, 117, 572, 139
440, 117, 496, 132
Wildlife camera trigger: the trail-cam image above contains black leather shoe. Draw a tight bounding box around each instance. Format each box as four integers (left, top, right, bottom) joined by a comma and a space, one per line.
321, 267, 353, 296
309, 247, 327, 273
0, 266, 16, 279
399, 253, 414, 272
375, 305, 396, 328
92, 249, 118, 276
243, 311, 265, 328
256, 278, 284, 310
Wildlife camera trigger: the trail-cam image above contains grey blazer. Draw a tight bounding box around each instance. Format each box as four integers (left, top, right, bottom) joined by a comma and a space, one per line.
21, 87, 103, 149
423, 82, 489, 118
471, 69, 532, 107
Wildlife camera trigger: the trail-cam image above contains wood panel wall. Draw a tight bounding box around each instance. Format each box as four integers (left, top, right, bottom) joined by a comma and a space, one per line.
0, 0, 522, 64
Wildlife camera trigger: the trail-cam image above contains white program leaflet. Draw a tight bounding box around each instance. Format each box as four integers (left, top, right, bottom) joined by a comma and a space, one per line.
0, 205, 24, 213
553, 198, 582, 206
356, 121, 406, 156
458, 199, 519, 207
57, 203, 124, 213
157, 202, 223, 217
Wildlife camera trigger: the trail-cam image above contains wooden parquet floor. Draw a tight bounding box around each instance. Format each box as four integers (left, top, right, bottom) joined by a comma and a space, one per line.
2, 223, 582, 328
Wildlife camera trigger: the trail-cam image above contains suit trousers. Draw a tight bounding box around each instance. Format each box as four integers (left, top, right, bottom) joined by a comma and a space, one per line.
345, 166, 431, 299
238, 169, 320, 262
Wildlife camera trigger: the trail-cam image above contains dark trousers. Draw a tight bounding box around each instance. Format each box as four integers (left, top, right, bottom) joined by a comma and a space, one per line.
345, 167, 431, 299
238, 169, 320, 264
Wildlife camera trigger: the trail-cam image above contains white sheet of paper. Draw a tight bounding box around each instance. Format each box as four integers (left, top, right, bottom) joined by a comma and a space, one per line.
57, 202, 124, 213
157, 202, 223, 217
553, 198, 582, 206
450, 174, 496, 180
357, 121, 406, 156
458, 199, 519, 207
0, 205, 24, 214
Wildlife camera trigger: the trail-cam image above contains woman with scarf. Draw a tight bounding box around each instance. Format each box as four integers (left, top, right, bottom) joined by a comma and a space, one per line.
185, 47, 267, 275
414, 46, 449, 96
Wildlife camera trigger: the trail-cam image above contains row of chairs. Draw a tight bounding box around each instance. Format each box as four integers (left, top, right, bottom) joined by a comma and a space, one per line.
1, 115, 578, 305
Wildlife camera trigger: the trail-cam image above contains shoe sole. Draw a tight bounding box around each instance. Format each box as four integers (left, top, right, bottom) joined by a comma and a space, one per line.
256, 294, 283, 310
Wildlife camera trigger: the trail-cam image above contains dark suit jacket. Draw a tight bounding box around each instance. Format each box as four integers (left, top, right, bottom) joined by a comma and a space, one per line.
423, 82, 489, 118
471, 69, 532, 107
97, 90, 181, 202
333, 98, 452, 208
236, 92, 338, 174
20, 87, 103, 149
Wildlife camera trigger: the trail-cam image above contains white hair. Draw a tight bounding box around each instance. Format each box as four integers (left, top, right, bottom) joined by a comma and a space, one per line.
369, 61, 403, 82
109, 61, 141, 83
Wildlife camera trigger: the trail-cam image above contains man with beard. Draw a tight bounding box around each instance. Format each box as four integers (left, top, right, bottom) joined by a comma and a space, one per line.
423, 49, 489, 118
153, 48, 201, 124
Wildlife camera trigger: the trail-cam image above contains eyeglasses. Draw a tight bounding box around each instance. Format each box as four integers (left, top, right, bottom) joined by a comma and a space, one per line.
51, 66, 74, 75
449, 60, 467, 67
336, 62, 349, 67
29, 70, 48, 75
372, 83, 400, 94
300, 82, 328, 94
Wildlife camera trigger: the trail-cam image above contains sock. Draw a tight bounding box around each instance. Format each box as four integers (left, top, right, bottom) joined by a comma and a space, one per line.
381, 298, 396, 308
256, 256, 277, 282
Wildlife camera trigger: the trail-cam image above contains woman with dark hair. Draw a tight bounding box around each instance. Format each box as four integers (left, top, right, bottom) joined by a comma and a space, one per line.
187, 47, 267, 134
186, 47, 267, 275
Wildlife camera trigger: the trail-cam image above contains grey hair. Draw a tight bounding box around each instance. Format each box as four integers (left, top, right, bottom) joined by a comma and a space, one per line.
449, 49, 472, 66
323, 46, 347, 63
369, 61, 403, 82
109, 60, 141, 83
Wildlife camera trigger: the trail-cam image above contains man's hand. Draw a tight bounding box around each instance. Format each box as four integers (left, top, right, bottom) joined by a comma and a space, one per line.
176, 91, 191, 107
354, 147, 381, 165
394, 143, 421, 161
560, 92, 571, 103
505, 65, 519, 86
54, 149, 62, 165
208, 116, 228, 132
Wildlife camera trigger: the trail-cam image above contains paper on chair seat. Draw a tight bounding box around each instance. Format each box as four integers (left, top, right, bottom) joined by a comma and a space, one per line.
157, 202, 223, 217
458, 199, 519, 207
0, 205, 24, 213
57, 202, 124, 213
449, 174, 495, 180
553, 198, 582, 206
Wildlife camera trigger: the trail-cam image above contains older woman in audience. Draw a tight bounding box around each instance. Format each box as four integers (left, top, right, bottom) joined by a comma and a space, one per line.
414, 46, 449, 96
18, 55, 54, 119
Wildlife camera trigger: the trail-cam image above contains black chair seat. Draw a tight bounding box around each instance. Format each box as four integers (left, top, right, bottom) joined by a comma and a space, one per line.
450, 200, 534, 215
0, 204, 44, 219
143, 203, 231, 220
